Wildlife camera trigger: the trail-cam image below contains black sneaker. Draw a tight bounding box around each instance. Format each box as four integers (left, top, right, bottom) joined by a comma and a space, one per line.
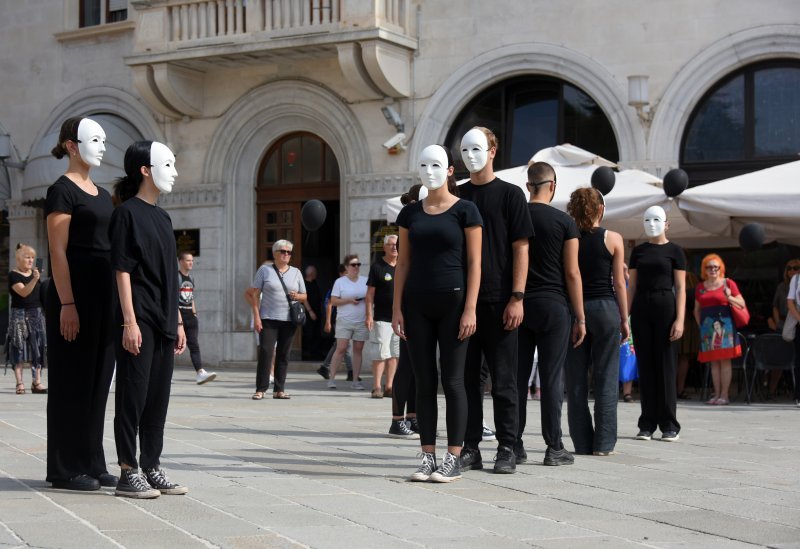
51, 473, 100, 491
481, 423, 496, 442
97, 472, 119, 487
143, 468, 188, 495
316, 366, 330, 380
459, 446, 483, 470
388, 419, 419, 439
429, 452, 462, 483
513, 441, 528, 464
661, 431, 680, 442
115, 468, 160, 499
493, 445, 516, 474
543, 445, 575, 466
635, 430, 653, 441
409, 452, 437, 482
406, 417, 419, 433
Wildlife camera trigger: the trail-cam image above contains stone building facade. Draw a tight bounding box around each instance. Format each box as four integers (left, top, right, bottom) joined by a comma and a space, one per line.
1, 1, 798, 364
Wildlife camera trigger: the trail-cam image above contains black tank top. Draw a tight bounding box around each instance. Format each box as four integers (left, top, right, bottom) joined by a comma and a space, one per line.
578, 228, 615, 300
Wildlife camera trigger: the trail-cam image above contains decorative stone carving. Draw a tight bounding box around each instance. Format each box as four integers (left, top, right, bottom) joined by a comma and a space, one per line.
157, 185, 223, 208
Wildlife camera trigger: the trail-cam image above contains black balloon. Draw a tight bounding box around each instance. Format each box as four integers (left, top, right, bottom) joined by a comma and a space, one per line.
663, 168, 689, 197
739, 222, 765, 252
591, 166, 615, 195
301, 199, 327, 231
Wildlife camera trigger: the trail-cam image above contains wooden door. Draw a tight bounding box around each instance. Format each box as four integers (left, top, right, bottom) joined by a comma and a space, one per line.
256, 202, 301, 266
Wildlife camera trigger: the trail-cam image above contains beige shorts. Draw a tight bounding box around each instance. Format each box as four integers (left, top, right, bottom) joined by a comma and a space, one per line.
335, 317, 370, 342
370, 320, 400, 360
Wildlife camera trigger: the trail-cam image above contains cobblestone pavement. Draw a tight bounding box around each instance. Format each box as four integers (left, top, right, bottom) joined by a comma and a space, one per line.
1, 366, 799, 548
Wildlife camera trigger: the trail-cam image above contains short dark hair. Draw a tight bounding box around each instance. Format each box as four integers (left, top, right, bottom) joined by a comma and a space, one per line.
527, 161, 556, 195
178, 251, 193, 260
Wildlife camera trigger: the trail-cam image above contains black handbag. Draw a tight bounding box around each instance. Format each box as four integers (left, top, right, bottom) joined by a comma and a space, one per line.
273, 264, 306, 326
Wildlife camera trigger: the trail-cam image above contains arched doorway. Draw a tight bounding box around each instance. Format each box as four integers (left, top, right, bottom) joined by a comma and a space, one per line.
256, 132, 341, 357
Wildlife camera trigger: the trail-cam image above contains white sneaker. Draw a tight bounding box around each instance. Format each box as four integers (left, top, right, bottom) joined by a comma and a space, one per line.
195, 369, 217, 385
351, 381, 365, 390
327, 380, 337, 389
482, 422, 496, 442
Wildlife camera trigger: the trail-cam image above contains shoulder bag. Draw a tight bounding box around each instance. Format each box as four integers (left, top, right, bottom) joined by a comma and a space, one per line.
724, 278, 750, 329
273, 264, 306, 326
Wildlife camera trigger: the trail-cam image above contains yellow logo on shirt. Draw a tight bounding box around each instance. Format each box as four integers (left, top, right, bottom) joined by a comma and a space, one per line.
384, 273, 393, 281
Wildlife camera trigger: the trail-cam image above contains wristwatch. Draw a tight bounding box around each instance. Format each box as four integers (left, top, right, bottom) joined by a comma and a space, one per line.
510, 291, 524, 301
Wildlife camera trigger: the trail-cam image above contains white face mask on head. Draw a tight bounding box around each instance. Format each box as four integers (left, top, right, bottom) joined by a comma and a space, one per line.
77, 118, 106, 167
418, 145, 450, 191
149, 142, 178, 194
643, 206, 667, 237
460, 129, 490, 173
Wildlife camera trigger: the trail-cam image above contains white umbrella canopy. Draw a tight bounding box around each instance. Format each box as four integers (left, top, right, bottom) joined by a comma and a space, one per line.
676, 160, 800, 246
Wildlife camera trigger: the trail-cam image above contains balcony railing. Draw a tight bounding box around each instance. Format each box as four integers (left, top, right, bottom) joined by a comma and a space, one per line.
163, 0, 409, 43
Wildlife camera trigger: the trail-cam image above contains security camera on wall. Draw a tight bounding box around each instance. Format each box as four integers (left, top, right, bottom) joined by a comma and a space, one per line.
383, 132, 406, 151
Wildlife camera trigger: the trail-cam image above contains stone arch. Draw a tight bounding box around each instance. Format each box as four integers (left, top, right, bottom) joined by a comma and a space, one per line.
411, 43, 642, 168
648, 24, 800, 165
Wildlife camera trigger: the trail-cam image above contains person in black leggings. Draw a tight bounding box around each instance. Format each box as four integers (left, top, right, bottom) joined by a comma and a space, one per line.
393, 145, 482, 483
628, 206, 686, 442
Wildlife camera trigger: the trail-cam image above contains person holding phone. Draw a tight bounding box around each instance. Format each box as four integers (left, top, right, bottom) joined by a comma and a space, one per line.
327, 254, 368, 390
7, 244, 47, 395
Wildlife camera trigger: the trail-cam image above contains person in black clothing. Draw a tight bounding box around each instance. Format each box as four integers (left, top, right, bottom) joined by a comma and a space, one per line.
302, 265, 324, 360
45, 117, 117, 492
366, 234, 399, 398
628, 206, 686, 442
178, 252, 217, 384
517, 162, 585, 467
110, 140, 188, 499
394, 144, 482, 483
565, 188, 628, 456
458, 127, 533, 474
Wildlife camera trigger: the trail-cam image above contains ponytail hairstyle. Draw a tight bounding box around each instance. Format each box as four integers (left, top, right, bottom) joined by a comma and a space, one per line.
51, 116, 84, 159
567, 187, 604, 233
113, 140, 153, 205
401, 183, 424, 205
439, 145, 459, 197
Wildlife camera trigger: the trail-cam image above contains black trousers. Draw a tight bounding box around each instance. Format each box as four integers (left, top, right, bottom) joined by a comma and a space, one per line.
518, 297, 571, 450
391, 338, 416, 417
256, 319, 297, 393
403, 290, 468, 447
464, 301, 519, 449
631, 290, 680, 433
181, 310, 202, 372
114, 322, 175, 470
46, 251, 115, 482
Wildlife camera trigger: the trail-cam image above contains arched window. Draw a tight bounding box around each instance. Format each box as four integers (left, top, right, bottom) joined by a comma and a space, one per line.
259, 132, 340, 187
445, 76, 619, 177
681, 60, 800, 184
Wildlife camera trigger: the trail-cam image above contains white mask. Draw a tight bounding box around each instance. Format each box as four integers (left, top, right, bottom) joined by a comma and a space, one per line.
77, 118, 106, 167
460, 128, 490, 173
418, 145, 450, 190
417, 185, 428, 201
643, 206, 667, 237
150, 142, 177, 194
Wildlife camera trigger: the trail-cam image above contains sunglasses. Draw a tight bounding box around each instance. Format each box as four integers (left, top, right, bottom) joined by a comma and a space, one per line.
277, 250, 292, 255
349, 262, 362, 267
705, 265, 720, 270
787, 265, 800, 272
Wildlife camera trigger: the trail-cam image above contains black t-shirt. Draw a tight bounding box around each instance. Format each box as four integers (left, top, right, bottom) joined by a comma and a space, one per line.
525, 202, 579, 302
45, 176, 113, 254
396, 199, 482, 292
629, 242, 686, 293
110, 198, 179, 339
367, 258, 396, 322
178, 272, 195, 312
9, 271, 40, 309
305, 278, 322, 316
458, 178, 534, 302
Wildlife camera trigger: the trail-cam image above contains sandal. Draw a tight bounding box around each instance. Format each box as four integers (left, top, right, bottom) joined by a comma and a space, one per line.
715, 398, 729, 405
251, 392, 264, 400
32, 382, 48, 394
273, 392, 291, 400
623, 394, 633, 403
16, 383, 25, 395
371, 388, 383, 399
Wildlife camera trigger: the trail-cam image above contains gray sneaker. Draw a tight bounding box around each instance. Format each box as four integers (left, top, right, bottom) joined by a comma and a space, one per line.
409, 452, 437, 482
429, 452, 462, 483
143, 468, 188, 495
543, 445, 575, 466
196, 369, 217, 384
115, 468, 160, 499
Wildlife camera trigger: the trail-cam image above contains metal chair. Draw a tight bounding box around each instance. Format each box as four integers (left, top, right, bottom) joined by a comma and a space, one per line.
747, 333, 796, 403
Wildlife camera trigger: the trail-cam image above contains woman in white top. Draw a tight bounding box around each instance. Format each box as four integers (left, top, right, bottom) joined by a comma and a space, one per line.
328, 253, 368, 389
245, 239, 307, 400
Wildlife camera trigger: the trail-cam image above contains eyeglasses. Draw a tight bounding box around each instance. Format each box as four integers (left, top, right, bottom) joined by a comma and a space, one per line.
705, 265, 720, 271
349, 262, 362, 267
787, 265, 800, 272
277, 250, 292, 255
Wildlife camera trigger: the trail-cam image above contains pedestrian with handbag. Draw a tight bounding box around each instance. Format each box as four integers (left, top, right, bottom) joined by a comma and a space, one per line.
244, 239, 307, 400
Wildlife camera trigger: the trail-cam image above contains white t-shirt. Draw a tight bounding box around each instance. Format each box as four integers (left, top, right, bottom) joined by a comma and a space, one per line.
788, 274, 800, 303
332, 275, 368, 322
